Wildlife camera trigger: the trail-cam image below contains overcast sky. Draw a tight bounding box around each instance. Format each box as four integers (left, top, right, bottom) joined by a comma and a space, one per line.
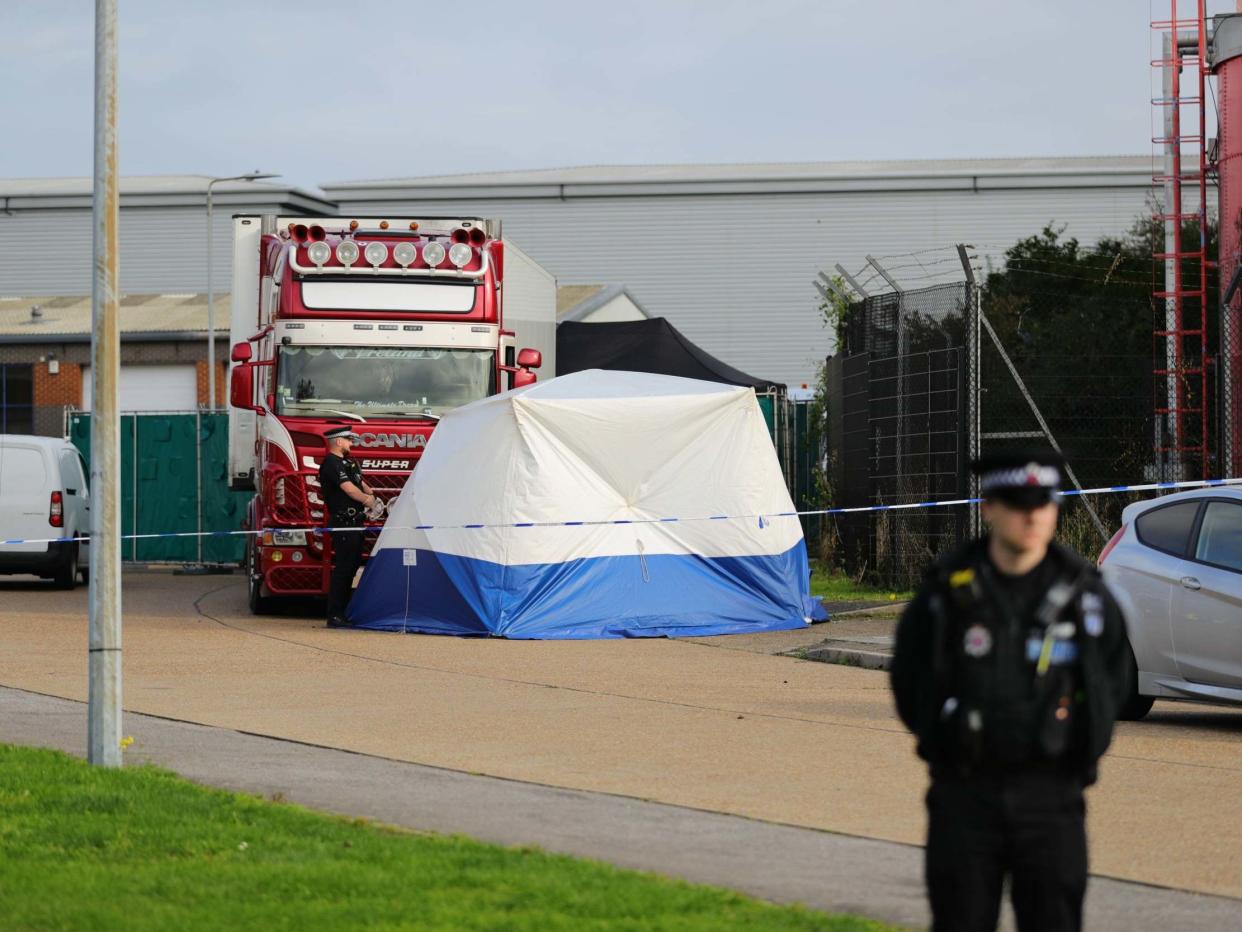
2, 0, 1237, 193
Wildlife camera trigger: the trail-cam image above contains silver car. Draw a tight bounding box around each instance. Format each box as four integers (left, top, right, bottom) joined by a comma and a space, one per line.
1097, 487, 1242, 719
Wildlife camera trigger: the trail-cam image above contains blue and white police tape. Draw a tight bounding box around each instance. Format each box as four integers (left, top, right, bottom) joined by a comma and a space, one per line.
4, 476, 1241, 547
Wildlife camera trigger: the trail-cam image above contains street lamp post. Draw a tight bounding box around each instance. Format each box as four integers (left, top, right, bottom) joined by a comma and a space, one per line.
206, 172, 278, 410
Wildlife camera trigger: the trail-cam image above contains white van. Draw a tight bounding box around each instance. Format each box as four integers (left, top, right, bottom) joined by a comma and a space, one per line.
0, 435, 91, 589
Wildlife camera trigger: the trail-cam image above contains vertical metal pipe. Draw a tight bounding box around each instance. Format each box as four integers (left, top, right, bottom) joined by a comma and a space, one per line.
957, 245, 981, 537
131, 414, 137, 561
1198, 0, 1210, 479
206, 182, 216, 411
88, 0, 122, 768
1163, 31, 1181, 481
196, 410, 203, 565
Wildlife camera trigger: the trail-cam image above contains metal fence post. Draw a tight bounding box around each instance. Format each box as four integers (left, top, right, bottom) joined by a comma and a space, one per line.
957, 245, 982, 536
196, 410, 204, 565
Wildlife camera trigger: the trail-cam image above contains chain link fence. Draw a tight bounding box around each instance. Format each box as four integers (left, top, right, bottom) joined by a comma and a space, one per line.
823, 282, 974, 588
817, 250, 1192, 588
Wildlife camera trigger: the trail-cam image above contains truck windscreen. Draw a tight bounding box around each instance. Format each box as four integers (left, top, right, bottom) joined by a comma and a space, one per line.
275, 346, 495, 419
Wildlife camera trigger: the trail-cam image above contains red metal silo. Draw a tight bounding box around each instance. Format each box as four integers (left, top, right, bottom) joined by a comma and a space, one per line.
1213, 12, 1242, 476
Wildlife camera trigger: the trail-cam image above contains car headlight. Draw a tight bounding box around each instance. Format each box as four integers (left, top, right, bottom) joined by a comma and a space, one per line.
271, 529, 308, 546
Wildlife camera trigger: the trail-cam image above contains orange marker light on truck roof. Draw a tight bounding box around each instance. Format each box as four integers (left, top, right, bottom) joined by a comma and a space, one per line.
349, 220, 359, 231
409, 222, 419, 231
379, 220, 389, 229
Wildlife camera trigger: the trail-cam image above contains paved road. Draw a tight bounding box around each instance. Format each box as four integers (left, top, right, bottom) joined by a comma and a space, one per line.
2, 571, 1241, 924
8, 687, 1242, 931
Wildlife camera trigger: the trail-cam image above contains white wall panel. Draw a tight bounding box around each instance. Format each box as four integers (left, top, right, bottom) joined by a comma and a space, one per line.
0, 206, 238, 296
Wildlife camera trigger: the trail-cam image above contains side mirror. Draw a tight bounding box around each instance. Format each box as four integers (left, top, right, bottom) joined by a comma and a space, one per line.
231, 341, 253, 363
513, 368, 537, 388
230, 363, 265, 414
516, 348, 542, 369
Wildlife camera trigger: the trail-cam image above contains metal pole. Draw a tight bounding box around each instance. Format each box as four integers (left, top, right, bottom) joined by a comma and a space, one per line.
815, 272, 851, 306
206, 180, 216, 412
196, 410, 203, 565
957, 245, 982, 536
88, 0, 121, 768
979, 309, 1110, 543
865, 255, 905, 296
834, 263, 870, 299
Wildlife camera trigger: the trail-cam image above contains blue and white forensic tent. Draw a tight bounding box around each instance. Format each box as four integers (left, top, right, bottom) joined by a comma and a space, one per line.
348, 370, 826, 638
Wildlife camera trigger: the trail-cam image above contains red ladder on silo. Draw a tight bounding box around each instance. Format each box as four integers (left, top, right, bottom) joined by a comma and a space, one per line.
1151, 0, 1213, 480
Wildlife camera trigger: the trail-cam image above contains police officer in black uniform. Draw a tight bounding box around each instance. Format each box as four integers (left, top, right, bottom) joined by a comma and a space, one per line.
891, 450, 1131, 932
318, 426, 379, 628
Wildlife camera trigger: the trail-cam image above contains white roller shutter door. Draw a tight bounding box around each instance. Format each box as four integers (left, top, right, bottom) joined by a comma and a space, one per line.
82, 364, 198, 412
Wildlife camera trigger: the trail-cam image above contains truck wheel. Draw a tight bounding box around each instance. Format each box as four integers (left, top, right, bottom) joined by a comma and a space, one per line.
246, 544, 274, 615
1118, 639, 1154, 721
54, 545, 79, 591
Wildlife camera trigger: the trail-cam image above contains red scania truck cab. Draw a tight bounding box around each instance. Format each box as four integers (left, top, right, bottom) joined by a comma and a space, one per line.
227, 215, 555, 613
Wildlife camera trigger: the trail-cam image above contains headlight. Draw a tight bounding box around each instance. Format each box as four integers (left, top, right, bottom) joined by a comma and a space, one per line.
364, 242, 388, 268
307, 241, 331, 267
392, 242, 417, 267
421, 241, 446, 267
448, 243, 473, 268
271, 529, 308, 546
336, 240, 360, 267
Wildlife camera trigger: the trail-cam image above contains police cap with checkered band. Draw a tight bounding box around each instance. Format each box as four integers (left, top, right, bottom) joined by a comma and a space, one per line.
971, 449, 1065, 509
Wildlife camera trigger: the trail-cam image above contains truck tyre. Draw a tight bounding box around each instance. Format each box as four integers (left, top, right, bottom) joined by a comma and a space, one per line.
246, 543, 274, 615
54, 544, 79, 591
1118, 639, 1154, 721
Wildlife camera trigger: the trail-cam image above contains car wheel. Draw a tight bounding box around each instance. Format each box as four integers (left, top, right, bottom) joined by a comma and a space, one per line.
247, 543, 273, 615
1118, 639, 1155, 721
53, 545, 79, 591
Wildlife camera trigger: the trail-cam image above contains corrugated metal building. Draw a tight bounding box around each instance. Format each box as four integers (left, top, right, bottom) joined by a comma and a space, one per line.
321, 156, 1159, 388
2, 158, 1163, 389
0, 176, 335, 296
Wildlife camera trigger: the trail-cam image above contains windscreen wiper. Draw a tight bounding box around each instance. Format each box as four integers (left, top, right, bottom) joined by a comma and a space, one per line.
373, 410, 440, 420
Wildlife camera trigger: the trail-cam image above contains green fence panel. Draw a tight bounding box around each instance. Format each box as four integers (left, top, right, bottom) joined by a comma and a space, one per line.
69, 412, 246, 565
136, 415, 197, 563
200, 414, 245, 564
757, 394, 776, 438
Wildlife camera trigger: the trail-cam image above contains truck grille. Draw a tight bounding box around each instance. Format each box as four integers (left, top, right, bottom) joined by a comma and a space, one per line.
271, 474, 309, 524
268, 565, 325, 593
364, 472, 408, 507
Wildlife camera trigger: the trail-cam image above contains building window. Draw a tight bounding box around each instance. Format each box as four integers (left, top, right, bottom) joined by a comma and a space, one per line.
0, 364, 34, 434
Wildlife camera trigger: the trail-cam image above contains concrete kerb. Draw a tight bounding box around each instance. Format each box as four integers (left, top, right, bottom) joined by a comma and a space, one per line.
793, 602, 905, 670
794, 644, 894, 671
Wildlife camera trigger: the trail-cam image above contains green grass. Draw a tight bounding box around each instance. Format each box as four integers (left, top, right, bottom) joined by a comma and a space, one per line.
0, 744, 892, 932
809, 563, 912, 604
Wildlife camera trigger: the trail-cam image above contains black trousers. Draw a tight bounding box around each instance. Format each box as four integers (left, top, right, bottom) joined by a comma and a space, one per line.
326, 527, 364, 618
925, 769, 1087, 932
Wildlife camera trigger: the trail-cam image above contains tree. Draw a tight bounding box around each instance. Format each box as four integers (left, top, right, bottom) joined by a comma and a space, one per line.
980, 213, 1218, 485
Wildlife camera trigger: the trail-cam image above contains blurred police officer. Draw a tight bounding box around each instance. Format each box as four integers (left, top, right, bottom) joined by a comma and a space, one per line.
891, 450, 1131, 932
318, 426, 379, 628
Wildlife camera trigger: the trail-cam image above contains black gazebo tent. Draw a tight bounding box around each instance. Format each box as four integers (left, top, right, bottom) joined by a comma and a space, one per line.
556, 318, 783, 391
